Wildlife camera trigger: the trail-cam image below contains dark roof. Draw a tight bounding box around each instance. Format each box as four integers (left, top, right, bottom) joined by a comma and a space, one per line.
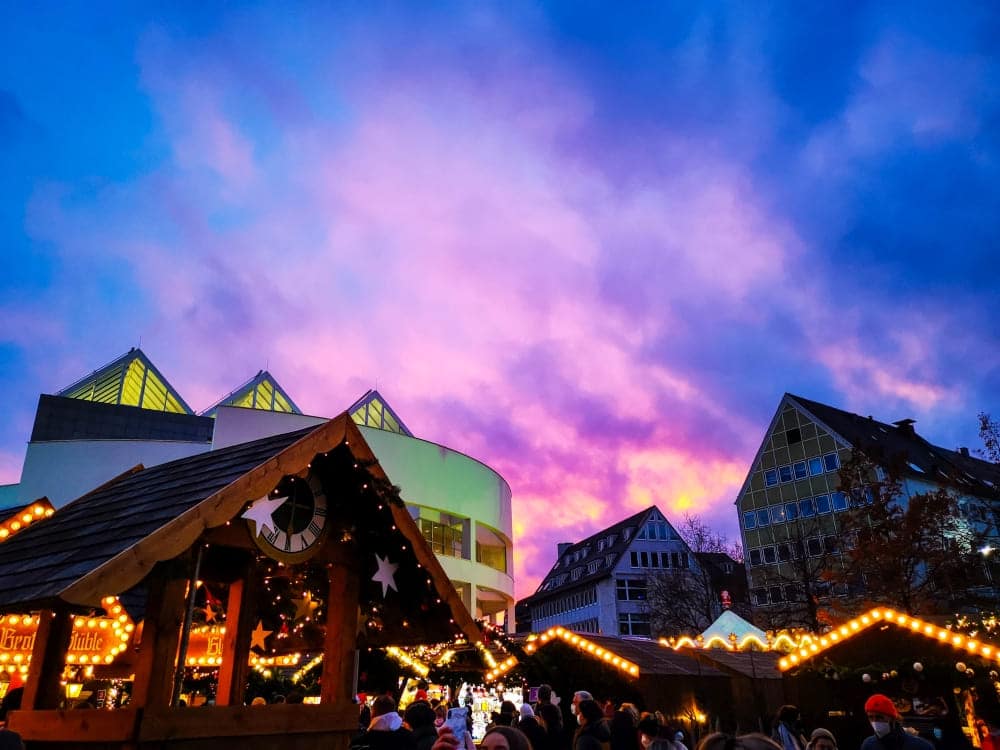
0, 426, 315, 610
788, 394, 1000, 497
519, 507, 654, 606
679, 648, 782, 680
557, 634, 728, 678
31, 394, 214, 443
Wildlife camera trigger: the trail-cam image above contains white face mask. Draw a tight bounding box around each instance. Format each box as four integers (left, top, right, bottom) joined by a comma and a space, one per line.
571, 704, 578, 715
871, 721, 891, 738
577, 713, 585, 726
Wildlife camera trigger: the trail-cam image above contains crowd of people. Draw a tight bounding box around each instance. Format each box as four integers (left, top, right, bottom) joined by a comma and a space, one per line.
350, 687, 995, 750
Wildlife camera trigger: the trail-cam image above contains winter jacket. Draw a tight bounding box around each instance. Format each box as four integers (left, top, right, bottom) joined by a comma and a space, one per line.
860, 727, 934, 750
350, 712, 417, 750
574, 719, 612, 750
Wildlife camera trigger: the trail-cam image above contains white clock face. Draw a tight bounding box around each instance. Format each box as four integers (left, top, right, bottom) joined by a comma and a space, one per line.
244, 474, 328, 563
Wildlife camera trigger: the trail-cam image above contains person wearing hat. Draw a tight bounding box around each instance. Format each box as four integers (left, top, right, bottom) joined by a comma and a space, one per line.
861, 694, 932, 749
805, 728, 836, 750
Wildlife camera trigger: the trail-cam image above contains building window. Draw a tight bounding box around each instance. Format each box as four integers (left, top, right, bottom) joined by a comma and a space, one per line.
815, 494, 831, 513
762, 546, 777, 564
660, 552, 671, 568
768, 586, 784, 603
779, 466, 793, 483
749, 549, 762, 567
794, 461, 808, 479
752, 587, 768, 606
419, 517, 464, 558
824, 453, 840, 472
616, 578, 647, 601
787, 428, 801, 444
588, 560, 601, 574
756, 509, 770, 528
770, 505, 786, 524
680, 553, 689, 569
743, 511, 757, 530
475, 525, 508, 573
831, 492, 848, 512
785, 502, 799, 521
799, 498, 816, 517
571, 567, 583, 580
618, 613, 651, 637
809, 457, 824, 476
777, 543, 790, 562
764, 469, 778, 486
807, 538, 823, 557
605, 553, 615, 568
623, 528, 632, 541
630, 551, 639, 568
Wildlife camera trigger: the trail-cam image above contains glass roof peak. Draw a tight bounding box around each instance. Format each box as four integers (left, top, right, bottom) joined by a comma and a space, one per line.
55, 348, 194, 415
200, 370, 302, 418
349, 389, 413, 436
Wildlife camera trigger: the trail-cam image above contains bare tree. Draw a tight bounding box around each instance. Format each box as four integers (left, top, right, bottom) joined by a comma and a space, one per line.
647, 514, 748, 636
978, 412, 1000, 464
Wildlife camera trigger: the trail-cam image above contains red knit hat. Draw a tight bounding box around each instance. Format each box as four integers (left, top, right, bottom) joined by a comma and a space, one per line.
864, 694, 899, 719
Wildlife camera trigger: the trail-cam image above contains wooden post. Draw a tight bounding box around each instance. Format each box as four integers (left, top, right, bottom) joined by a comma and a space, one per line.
320, 540, 361, 706
215, 559, 257, 706
22, 606, 73, 710
130, 568, 188, 708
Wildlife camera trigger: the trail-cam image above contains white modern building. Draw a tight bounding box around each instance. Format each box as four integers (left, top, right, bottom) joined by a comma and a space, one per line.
0, 348, 515, 627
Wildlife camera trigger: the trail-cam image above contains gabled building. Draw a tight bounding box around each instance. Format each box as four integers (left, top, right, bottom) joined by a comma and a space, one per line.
517, 506, 705, 637
1, 349, 515, 627
736, 393, 1000, 620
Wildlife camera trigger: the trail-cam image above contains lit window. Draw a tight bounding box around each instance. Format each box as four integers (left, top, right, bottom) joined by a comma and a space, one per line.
824, 453, 840, 472
779, 466, 793, 483
815, 494, 831, 513
770, 505, 786, 524
808, 457, 824, 476
785, 502, 799, 521
831, 492, 848, 512
764, 469, 778, 486
743, 511, 757, 530
799, 498, 816, 518
794, 462, 808, 479
756, 509, 770, 528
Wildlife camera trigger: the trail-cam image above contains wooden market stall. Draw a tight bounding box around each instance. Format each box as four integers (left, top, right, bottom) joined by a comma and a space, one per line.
778, 607, 1000, 749
0, 414, 481, 749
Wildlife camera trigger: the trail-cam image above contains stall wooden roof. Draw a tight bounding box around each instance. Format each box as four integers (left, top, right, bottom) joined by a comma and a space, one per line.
0, 415, 481, 646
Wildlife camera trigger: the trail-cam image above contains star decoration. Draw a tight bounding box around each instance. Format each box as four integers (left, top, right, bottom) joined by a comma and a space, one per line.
372, 555, 398, 597
292, 592, 319, 621
250, 620, 272, 651
242, 494, 288, 538
203, 604, 217, 623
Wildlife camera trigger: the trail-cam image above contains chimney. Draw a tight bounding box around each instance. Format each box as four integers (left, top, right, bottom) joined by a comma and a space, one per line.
960, 446, 970, 457
557, 542, 573, 557
893, 418, 917, 436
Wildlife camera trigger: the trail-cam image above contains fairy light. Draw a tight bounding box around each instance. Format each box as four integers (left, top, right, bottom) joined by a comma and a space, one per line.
778, 606, 1000, 671
0, 501, 56, 542
526, 626, 639, 677
385, 646, 429, 677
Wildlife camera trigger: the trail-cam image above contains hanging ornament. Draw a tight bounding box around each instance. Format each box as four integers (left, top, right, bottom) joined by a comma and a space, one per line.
372, 555, 398, 597
250, 621, 273, 651
957, 662, 968, 673
966, 669, 975, 678
862, 673, 872, 683
990, 670, 998, 681
914, 662, 924, 672
890, 670, 898, 678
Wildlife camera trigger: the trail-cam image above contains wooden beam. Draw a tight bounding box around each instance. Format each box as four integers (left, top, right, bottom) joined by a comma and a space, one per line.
129, 567, 187, 709
7, 708, 140, 742
139, 704, 356, 741
216, 554, 257, 706
22, 607, 73, 710
320, 540, 361, 707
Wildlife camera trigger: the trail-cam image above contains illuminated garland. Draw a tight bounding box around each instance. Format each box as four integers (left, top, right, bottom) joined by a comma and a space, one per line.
524, 627, 639, 677
0, 501, 54, 541
662, 631, 815, 652
778, 607, 1000, 671
386, 646, 430, 677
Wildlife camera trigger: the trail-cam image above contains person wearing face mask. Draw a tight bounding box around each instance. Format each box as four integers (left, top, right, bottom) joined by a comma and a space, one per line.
636, 717, 682, 750
574, 699, 611, 750
861, 694, 932, 750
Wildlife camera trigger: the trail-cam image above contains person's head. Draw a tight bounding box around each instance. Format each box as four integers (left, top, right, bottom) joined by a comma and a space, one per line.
777, 705, 800, 724
572, 691, 593, 714
537, 703, 563, 731
483, 726, 534, 750
520, 703, 536, 721
251, 696, 267, 706
864, 694, 899, 738
537, 684, 552, 703
286, 690, 304, 705
406, 700, 436, 730
638, 717, 661, 748
696, 733, 781, 750
435, 704, 449, 725
806, 728, 837, 750
675, 732, 686, 744
619, 703, 639, 725
372, 695, 397, 718
577, 699, 604, 726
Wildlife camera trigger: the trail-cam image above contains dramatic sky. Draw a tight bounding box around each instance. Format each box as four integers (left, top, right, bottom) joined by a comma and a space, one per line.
2, 3, 999, 598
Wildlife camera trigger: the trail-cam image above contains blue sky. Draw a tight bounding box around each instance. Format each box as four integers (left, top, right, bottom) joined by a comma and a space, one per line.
2, 2, 998, 593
